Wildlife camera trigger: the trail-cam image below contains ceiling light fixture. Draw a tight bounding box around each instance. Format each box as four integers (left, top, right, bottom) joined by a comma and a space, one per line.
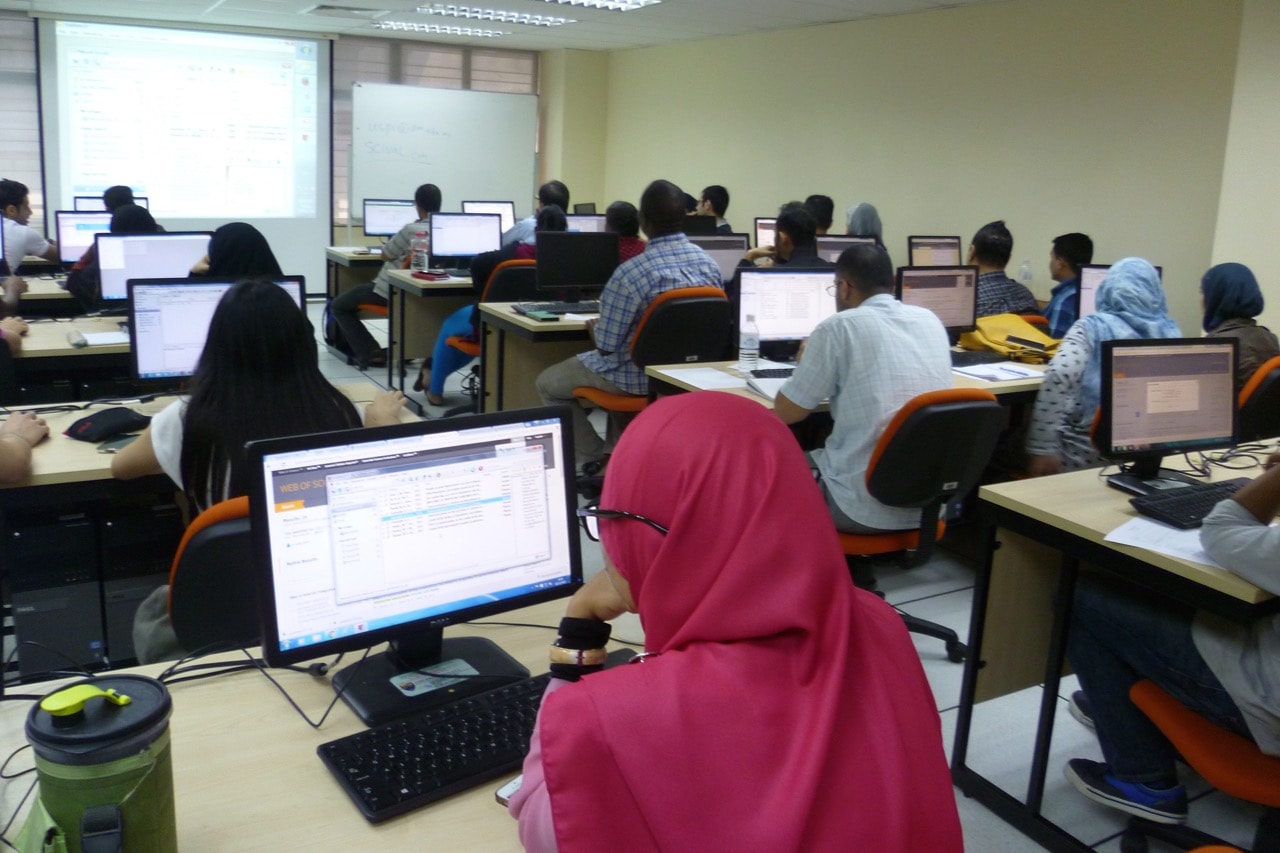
536, 0, 660, 11
372, 21, 507, 37
416, 5, 574, 27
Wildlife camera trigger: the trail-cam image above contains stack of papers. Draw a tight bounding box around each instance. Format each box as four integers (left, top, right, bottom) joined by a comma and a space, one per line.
952, 362, 1041, 382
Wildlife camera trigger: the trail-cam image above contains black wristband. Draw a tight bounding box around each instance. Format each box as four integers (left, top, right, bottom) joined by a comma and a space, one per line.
550, 661, 605, 683
555, 617, 611, 650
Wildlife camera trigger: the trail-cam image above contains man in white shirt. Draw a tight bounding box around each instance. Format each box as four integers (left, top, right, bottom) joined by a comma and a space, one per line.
773, 244, 952, 533
1, 179, 58, 265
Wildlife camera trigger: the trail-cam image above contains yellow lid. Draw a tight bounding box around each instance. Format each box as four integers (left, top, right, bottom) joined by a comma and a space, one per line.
39, 684, 132, 717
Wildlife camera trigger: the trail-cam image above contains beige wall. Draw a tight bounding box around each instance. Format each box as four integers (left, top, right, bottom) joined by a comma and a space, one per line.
538, 49, 609, 212
569, 0, 1242, 334
1212, 0, 1280, 336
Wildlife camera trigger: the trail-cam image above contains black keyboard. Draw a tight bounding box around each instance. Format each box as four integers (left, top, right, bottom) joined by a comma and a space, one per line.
319, 674, 549, 823
750, 367, 794, 379
951, 349, 1009, 367
1129, 478, 1250, 529
514, 300, 601, 315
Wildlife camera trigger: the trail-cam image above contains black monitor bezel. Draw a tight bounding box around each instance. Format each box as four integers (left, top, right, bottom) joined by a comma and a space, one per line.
906, 235, 963, 266
572, 202, 597, 215
815, 235, 877, 262
535, 231, 620, 298
894, 264, 980, 336
1076, 263, 1163, 322
361, 198, 416, 238
753, 217, 777, 249
54, 210, 111, 264
248, 406, 585, 669
564, 214, 607, 233
93, 231, 214, 304
428, 212, 503, 266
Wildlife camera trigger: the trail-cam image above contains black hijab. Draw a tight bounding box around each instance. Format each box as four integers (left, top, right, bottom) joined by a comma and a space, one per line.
205, 222, 283, 277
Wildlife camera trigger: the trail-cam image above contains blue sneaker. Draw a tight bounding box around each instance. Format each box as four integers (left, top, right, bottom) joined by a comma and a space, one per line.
1068, 691, 1095, 730
1064, 759, 1187, 824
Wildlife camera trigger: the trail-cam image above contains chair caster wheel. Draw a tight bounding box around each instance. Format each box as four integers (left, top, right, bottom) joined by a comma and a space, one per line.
946, 641, 967, 664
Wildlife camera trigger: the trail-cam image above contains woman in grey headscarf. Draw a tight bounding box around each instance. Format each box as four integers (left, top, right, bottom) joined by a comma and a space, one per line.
845, 202, 883, 247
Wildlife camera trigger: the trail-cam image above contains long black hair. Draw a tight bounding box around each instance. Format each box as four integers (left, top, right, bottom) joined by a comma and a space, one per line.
204, 222, 284, 277
179, 279, 360, 509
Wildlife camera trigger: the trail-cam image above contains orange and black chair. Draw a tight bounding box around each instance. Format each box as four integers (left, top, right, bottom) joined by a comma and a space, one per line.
168, 497, 259, 653
1237, 355, 1280, 444
838, 388, 1004, 662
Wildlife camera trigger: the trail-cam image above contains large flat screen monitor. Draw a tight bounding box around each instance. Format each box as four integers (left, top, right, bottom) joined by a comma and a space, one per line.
73, 195, 149, 212
564, 214, 606, 233
55, 210, 111, 264
249, 407, 583, 726
754, 217, 777, 250
362, 199, 416, 238
428, 213, 502, 268
907, 236, 962, 266
688, 234, 749, 283
738, 268, 838, 362
535, 231, 620, 301
128, 277, 305, 381
895, 265, 980, 336
461, 200, 516, 235
1077, 263, 1162, 321
94, 232, 212, 303
816, 235, 877, 263
1098, 338, 1238, 494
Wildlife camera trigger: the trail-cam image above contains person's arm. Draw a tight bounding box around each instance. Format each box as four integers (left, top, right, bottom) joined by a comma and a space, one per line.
111, 426, 164, 480
1025, 324, 1089, 476
0, 316, 28, 355
772, 326, 834, 425
0, 412, 49, 483
39, 241, 60, 264
363, 390, 406, 427
1200, 456, 1280, 594
3, 276, 28, 314
774, 391, 813, 425
190, 255, 210, 275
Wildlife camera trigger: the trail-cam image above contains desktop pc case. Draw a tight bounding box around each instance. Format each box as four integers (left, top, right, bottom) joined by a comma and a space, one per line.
100, 504, 185, 665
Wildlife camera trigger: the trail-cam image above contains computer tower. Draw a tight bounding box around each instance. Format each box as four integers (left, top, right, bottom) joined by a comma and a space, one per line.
8, 513, 105, 678
100, 504, 184, 666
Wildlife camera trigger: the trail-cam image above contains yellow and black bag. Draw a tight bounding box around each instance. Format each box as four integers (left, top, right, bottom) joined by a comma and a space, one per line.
957, 313, 1059, 363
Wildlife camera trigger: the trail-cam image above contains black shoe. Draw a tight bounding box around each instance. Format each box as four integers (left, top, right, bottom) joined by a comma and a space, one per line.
1068, 691, 1096, 730
1063, 759, 1187, 824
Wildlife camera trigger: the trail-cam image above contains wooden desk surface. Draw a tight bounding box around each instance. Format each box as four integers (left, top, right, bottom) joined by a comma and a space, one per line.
478, 303, 590, 335
20, 276, 72, 301
325, 247, 386, 266
0, 599, 570, 852
385, 268, 474, 295
17, 317, 132, 358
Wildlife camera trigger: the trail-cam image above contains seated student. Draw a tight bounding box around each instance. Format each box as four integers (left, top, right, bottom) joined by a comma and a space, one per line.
805, 193, 835, 235
773, 244, 952, 534
102, 185, 136, 213
969, 220, 1038, 317
1024, 258, 1180, 477
330, 183, 442, 369
416, 205, 568, 407
1063, 455, 1280, 825
695, 184, 733, 234
66, 204, 162, 311
535, 179, 721, 472
1043, 232, 1095, 338
1, 178, 59, 265
1200, 262, 1279, 393
191, 222, 283, 277
606, 200, 646, 262
0, 411, 49, 483
0, 316, 27, 356
740, 202, 831, 269
503, 181, 570, 247
845, 201, 884, 247
509, 393, 963, 852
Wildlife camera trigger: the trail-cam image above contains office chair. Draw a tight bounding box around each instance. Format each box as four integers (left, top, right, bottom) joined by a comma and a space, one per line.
1119, 679, 1280, 853
442, 259, 539, 416
1237, 355, 1280, 444
1018, 313, 1051, 334
838, 387, 1004, 662
167, 496, 260, 653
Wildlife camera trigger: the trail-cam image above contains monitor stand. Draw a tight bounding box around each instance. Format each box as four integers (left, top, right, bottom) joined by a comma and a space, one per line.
332, 631, 529, 727
1105, 456, 1200, 497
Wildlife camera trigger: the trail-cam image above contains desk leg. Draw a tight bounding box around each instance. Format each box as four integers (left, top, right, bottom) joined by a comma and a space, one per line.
327, 259, 338, 299
1026, 553, 1078, 812
951, 522, 997, 773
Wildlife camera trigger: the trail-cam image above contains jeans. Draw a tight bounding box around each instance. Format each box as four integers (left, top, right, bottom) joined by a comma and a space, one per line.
428, 304, 479, 395
1066, 574, 1252, 785
330, 283, 386, 360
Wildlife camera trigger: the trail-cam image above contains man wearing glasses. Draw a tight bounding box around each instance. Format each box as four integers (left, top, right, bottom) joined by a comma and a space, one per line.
771, 244, 951, 536
502, 180, 570, 247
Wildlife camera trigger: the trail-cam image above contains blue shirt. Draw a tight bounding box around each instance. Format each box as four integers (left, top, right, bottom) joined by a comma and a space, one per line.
502, 215, 536, 247
578, 232, 723, 394
1044, 276, 1079, 338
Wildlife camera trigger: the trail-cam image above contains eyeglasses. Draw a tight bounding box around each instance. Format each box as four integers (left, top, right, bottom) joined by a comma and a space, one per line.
576, 504, 669, 541
826, 278, 842, 296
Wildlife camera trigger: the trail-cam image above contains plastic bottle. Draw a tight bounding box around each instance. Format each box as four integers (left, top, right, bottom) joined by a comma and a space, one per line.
1018, 259, 1033, 284
410, 231, 430, 271
739, 313, 760, 372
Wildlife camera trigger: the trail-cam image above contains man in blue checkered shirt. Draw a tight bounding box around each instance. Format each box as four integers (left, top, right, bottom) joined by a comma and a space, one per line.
1043, 232, 1094, 338
536, 180, 723, 470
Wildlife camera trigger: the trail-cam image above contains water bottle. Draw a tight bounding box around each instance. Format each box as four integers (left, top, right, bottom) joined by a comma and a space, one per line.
410, 231, 430, 271
1018, 259, 1033, 284
739, 313, 760, 372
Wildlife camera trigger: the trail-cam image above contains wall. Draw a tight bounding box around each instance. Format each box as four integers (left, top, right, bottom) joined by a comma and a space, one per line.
539, 49, 609, 212
587, 0, 1241, 334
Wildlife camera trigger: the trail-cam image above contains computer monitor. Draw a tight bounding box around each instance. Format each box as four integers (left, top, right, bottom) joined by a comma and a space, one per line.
815, 235, 877, 263
248, 407, 583, 726
564, 214, 607, 234
907, 236, 963, 266
94, 232, 213, 303
461, 200, 516, 235
128, 277, 305, 381
895, 265, 980, 337
1097, 338, 1239, 494
754, 217, 777, 250
73, 196, 149, 212
738, 268, 838, 362
1077, 263, 1162, 321
688, 234, 749, 283
535, 231, 620, 301
55, 211, 112, 264
572, 202, 596, 215
362, 199, 416, 238
680, 215, 717, 236
428, 213, 502, 269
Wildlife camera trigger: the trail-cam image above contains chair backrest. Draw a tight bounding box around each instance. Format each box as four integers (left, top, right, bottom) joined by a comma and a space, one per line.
167, 496, 259, 653
630, 286, 733, 367
1237, 355, 1280, 443
481, 259, 538, 303
866, 388, 1004, 511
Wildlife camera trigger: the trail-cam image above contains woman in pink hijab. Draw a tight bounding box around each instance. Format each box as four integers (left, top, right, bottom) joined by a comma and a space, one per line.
509, 392, 962, 851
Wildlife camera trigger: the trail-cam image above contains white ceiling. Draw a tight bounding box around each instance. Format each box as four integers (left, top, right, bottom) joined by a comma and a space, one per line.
0, 0, 998, 51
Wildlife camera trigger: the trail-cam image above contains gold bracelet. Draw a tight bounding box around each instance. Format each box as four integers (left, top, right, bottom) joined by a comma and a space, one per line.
549, 645, 608, 667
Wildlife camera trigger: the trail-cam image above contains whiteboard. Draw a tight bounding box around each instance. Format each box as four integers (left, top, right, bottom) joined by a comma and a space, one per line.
352, 83, 538, 221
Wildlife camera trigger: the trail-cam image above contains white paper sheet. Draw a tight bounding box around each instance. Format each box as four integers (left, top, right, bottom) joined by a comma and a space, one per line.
83, 332, 130, 346
952, 362, 1042, 382
1103, 517, 1223, 568
652, 367, 745, 391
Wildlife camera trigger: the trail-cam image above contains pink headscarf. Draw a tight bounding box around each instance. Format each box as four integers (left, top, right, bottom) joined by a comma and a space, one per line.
536, 393, 962, 851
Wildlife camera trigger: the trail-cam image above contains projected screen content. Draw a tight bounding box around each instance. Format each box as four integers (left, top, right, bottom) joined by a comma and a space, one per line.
130, 278, 304, 380
362, 199, 415, 238
896, 266, 979, 332
429, 213, 502, 259
52, 21, 319, 218
739, 269, 837, 343
461, 201, 516, 235
689, 234, 749, 283
908, 236, 963, 267
56, 211, 111, 263
73, 196, 149, 212
96, 233, 211, 302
